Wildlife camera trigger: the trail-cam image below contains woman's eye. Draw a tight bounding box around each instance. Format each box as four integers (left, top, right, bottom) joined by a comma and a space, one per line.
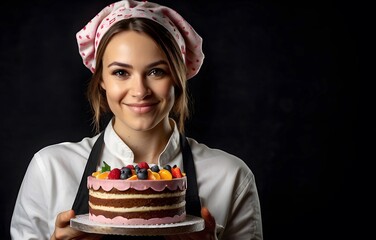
148, 68, 166, 77
112, 69, 129, 78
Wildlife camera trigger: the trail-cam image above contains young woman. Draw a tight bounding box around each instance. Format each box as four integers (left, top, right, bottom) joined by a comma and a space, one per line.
11, 1, 263, 239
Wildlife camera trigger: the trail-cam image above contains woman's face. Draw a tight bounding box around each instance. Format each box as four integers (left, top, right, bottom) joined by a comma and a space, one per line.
101, 30, 175, 134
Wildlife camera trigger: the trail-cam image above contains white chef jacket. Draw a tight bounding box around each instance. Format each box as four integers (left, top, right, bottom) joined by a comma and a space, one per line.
11, 120, 263, 240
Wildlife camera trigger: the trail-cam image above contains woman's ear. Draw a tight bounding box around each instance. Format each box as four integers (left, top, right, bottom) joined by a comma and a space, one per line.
100, 79, 106, 90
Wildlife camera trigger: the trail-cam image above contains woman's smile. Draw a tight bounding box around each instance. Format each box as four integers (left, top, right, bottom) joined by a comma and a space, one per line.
124, 101, 159, 114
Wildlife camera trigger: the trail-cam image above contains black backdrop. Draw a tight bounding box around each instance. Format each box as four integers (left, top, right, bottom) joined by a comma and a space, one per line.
0, 0, 365, 239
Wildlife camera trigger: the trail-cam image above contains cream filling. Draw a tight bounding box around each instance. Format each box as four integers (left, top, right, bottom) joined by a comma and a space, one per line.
89, 189, 186, 199
89, 201, 186, 213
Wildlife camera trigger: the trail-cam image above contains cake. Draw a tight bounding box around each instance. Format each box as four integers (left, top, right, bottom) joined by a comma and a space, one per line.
87, 162, 187, 225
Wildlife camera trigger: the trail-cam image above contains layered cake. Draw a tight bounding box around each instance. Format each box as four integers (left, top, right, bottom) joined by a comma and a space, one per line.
87, 162, 187, 225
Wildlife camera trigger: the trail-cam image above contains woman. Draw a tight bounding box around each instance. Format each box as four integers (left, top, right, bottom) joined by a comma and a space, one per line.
10, 1, 263, 239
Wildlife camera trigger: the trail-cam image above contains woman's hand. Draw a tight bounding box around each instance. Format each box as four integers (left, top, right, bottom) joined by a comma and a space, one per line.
51, 210, 102, 240
165, 207, 217, 240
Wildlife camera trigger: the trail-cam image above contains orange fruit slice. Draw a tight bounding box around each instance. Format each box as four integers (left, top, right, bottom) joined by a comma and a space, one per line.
96, 171, 110, 179
152, 171, 161, 180
159, 169, 172, 180
147, 169, 156, 180
92, 171, 101, 177
147, 169, 161, 180
127, 175, 138, 180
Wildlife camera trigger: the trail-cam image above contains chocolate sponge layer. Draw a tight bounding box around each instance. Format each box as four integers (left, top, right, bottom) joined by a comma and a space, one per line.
89, 206, 185, 220
89, 195, 185, 208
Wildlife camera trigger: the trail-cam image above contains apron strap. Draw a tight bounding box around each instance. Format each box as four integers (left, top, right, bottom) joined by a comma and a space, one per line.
180, 134, 201, 217
72, 131, 105, 214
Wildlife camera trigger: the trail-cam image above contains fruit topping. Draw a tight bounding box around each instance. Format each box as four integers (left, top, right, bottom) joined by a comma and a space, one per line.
171, 166, 183, 178
120, 167, 132, 179
96, 171, 110, 179
152, 171, 161, 180
137, 168, 148, 180
108, 168, 121, 179
92, 171, 101, 177
150, 165, 160, 173
163, 164, 172, 173
127, 175, 138, 180
137, 162, 150, 170
134, 165, 140, 173
94, 162, 184, 180
126, 164, 135, 170
147, 169, 156, 180
159, 169, 173, 180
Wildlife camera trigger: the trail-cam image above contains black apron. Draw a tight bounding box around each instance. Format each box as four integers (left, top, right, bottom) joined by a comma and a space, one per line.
72, 132, 201, 239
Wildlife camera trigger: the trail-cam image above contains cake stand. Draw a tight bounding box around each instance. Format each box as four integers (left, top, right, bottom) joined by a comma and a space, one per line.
70, 214, 205, 236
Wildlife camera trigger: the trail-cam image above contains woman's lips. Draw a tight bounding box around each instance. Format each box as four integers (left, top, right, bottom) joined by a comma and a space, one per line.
125, 102, 158, 114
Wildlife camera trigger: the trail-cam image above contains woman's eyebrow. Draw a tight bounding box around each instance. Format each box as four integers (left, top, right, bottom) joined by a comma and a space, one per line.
107, 62, 133, 68
107, 60, 168, 69
146, 60, 168, 68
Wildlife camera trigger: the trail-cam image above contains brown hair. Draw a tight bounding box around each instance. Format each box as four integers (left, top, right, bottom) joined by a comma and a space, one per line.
87, 18, 189, 134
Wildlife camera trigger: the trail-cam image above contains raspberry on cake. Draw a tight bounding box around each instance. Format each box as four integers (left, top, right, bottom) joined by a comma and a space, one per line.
87, 162, 187, 225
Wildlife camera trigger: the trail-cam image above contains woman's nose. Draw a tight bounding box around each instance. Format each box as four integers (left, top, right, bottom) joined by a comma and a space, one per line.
130, 75, 151, 99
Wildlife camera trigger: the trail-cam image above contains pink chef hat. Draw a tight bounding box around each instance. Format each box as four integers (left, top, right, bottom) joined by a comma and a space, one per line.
76, 0, 204, 80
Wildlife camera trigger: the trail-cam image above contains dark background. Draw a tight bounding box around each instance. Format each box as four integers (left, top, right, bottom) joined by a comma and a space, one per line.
0, 0, 367, 239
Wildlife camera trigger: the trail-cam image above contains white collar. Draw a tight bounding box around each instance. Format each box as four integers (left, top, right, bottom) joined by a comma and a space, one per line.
103, 119, 181, 166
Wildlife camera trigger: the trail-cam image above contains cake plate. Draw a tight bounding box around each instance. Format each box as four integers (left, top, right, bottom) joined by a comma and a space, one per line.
70, 214, 205, 236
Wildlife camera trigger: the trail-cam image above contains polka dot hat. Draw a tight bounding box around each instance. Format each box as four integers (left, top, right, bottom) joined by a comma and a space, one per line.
76, 0, 204, 80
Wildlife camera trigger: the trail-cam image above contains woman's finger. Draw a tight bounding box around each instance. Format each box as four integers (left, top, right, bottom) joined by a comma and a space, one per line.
51, 210, 81, 240
55, 210, 75, 228
201, 207, 216, 232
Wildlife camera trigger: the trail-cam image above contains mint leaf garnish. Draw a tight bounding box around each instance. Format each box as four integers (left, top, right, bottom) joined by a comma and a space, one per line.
101, 161, 111, 172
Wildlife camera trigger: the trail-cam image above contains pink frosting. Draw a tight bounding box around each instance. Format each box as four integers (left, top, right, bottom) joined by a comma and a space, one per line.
87, 176, 187, 192
89, 213, 186, 225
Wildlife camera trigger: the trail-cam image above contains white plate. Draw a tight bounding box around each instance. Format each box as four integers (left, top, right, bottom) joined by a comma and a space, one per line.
70, 214, 205, 236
